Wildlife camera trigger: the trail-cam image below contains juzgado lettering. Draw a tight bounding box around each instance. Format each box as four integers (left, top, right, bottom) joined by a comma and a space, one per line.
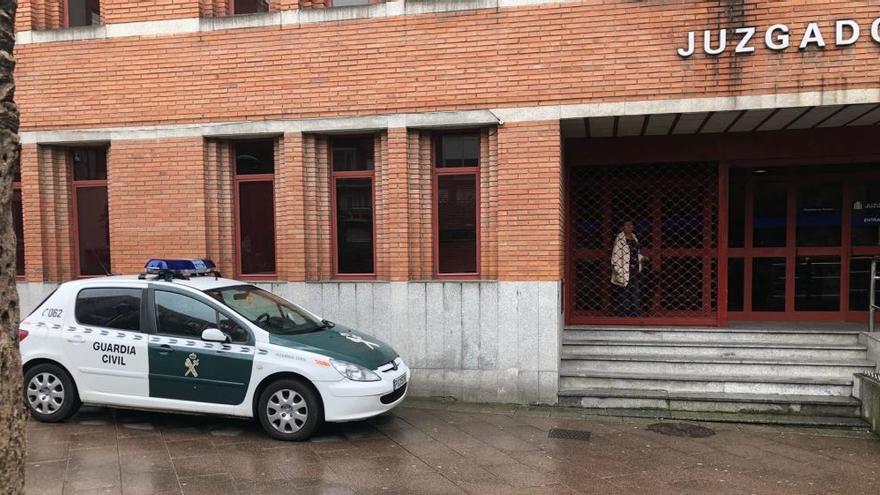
93, 341, 136, 366
677, 18, 880, 58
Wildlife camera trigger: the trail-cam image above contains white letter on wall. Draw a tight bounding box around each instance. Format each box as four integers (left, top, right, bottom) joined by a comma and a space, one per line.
766, 24, 790, 50
836, 19, 860, 46
872, 17, 880, 43
735, 27, 756, 53
799, 22, 827, 49
677, 31, 696, 58
704, 29, 727, 55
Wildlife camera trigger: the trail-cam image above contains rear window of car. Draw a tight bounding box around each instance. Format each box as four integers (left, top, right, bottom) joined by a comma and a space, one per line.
75, 288, 142, 332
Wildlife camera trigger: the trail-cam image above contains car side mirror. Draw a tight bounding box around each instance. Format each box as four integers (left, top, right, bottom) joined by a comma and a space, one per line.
201, 328, 230, 343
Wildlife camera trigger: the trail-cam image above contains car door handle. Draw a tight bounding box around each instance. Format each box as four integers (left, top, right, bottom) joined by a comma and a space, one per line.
157, 344, 173, 355
66, 334, 84, 344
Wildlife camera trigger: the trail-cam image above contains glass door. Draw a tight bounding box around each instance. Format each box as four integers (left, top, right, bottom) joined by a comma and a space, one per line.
728, 165, 880, 322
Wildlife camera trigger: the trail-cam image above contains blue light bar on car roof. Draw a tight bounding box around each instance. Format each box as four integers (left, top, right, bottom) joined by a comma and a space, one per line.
140, 258, 219, 280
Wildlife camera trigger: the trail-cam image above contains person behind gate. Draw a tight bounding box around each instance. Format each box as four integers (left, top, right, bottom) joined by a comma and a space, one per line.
611, 220, 648, 317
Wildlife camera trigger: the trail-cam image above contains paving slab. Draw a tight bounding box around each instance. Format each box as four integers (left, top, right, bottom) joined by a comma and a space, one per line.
22, 399, 880, 495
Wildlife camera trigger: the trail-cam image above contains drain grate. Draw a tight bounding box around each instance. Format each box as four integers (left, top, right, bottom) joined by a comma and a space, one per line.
647, 422, 715, 438
548, 428, 592, 441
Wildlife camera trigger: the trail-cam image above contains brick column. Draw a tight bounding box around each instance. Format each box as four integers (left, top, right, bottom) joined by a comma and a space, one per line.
19, 145, 43, 282
204, 139, 236, 275
108, 139, 207, 274
302, 134, 332, 280
277, 132, 306, 281
382, 127, 409, 281
30, 146, 72, 282
496, 120, 563, 281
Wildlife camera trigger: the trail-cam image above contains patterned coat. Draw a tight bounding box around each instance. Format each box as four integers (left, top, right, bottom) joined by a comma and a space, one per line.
610, 232, 645, 287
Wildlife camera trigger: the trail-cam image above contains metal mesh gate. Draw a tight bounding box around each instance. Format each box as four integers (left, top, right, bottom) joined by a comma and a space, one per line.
567, 162, 719, 325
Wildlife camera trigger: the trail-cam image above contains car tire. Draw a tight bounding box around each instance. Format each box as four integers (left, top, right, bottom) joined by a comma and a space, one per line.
257, 378, 323, 441
23, 363, 81, 422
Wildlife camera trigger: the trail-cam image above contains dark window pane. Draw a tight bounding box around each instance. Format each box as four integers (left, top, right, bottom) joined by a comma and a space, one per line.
437, 174, 477, 274
67, 0, 101, 27
238, 181, 276, 274
76, 186, 111, 276
13, 188, 23, 276
849, 258, 880, 311
661, 189, 703, 249
437, 134, 479, 168
752, 258, 785, 312
235, 140, 275, 175
75, 288, 141, 331
796, 183, 841, 247
795, 256, 840, 311
852, 181, 880, 246
727, 258, 744, 312
332, 136, 375, 172
155, 291, 218, 339
233, 0, 269, 14
753, 182, 786, 247
728, 182, 745, 248
72, 147, 107, 181
335, 178, 374, 274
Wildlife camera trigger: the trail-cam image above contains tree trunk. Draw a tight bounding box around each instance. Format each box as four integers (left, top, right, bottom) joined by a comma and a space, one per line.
0, 0, 23, 493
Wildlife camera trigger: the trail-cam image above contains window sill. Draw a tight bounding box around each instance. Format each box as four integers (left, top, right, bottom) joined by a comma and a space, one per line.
333, 274, 378, 281
21, 24, 105, 44
237, 274, 279, 282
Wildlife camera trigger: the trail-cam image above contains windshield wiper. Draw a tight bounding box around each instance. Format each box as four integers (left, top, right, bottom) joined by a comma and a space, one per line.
318, 319, 335, 329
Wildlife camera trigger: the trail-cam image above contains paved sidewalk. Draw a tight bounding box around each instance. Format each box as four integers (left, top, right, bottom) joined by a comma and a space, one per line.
24, 398, 880, 495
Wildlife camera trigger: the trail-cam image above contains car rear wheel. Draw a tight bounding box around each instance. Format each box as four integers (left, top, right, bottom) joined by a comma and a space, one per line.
257, 378, 322, 441
23, 363, 81, 422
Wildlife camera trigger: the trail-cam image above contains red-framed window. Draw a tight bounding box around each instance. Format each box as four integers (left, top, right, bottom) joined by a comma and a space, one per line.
229, 0, 269, 15
64, 0, 101, 27
233, 139, 276, 278
70, 147, 111, 277
12, 170, 24, 278
330, 135, 376, 278
434, 133, 480, 278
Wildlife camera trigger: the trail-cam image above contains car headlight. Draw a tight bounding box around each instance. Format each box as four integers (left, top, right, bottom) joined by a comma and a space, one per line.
330, 359, 381, 382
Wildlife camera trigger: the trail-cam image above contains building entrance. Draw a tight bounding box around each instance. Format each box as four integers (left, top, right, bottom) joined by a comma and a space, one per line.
566, 162, 720, 326
727, 164, 880, 322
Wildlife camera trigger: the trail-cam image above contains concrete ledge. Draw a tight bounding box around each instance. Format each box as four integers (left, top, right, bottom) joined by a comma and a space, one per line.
20, 89, 880, 145
856, 373, 880, 435
860, 332, 880, 371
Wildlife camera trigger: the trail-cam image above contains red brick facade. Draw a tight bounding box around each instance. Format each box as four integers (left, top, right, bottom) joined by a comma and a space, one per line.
12, 1, 880, 284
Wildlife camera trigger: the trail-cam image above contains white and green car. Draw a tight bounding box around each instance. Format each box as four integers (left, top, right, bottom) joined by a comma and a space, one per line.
19, 259, 409, 441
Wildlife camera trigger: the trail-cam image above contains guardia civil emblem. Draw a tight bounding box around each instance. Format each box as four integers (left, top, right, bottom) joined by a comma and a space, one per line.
340, 332, 380, 351
184, 353, 199, 377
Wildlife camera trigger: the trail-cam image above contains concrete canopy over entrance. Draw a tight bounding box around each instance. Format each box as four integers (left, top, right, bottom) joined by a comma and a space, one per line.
562, 103, 880, 139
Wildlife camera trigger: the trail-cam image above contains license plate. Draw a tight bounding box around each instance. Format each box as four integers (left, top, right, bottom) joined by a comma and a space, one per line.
393, 374, 407, 391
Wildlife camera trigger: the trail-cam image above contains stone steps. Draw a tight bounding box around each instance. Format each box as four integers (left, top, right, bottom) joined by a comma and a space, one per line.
558, 408, 870, 429
558, 388, 862, 417
564, 327, 862, 345
558, 371, 855, 397
558, 326, 875, 427
560, 353, 874, 379
562, 339, 867, 361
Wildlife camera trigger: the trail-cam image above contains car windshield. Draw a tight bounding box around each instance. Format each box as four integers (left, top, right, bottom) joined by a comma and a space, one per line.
205, 285, 324, 335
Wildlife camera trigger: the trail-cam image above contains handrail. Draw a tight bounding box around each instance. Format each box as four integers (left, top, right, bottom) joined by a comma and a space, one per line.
871, 256, 879, 333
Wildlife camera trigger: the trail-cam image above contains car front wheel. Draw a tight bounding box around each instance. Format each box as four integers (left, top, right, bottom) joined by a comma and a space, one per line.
23, 363, 81, 422
257, 378, 322, 441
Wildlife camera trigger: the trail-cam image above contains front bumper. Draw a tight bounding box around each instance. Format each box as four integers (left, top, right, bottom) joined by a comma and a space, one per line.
320, 360, 410, 422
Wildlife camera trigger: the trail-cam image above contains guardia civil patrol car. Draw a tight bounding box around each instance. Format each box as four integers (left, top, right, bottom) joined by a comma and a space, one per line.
19, 259, 409, 441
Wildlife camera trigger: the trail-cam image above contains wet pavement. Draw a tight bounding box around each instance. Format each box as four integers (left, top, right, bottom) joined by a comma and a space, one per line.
24, 398, 880, 495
